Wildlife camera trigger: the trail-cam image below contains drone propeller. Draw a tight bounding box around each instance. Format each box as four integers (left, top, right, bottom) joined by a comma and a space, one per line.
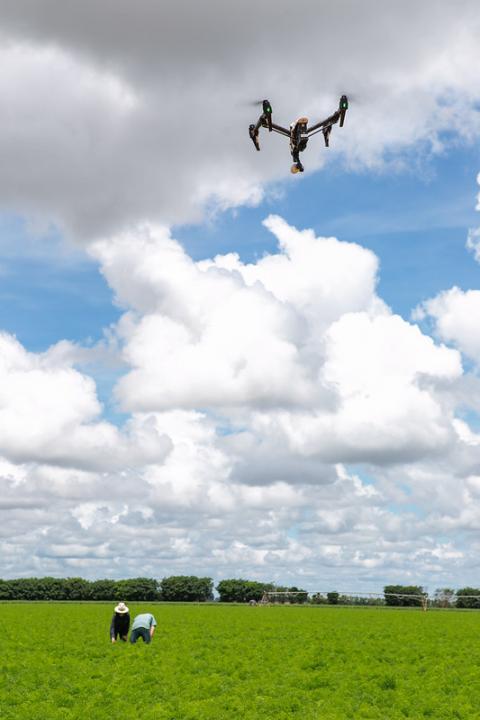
338, 92, 358, 102
247, 98, 272, 112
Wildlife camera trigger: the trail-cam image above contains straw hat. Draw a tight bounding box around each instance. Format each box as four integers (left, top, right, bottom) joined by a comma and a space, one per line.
114, 602, 129, 614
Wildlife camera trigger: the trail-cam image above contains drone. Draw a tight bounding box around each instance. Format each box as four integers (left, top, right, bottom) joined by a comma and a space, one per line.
249, 95, 348, 173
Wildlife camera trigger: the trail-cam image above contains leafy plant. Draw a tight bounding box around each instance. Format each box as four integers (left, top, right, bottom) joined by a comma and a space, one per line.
2, 603, 480, 719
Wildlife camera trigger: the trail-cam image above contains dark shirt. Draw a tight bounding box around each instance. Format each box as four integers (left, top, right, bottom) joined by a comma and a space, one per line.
110, 612, 130, 639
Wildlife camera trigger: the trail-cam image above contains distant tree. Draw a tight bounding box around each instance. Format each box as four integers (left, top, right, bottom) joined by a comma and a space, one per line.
433, 588, 455, 608
0, 577, 63, 600
384, 585, 425, 607
216, 579, 274, 603
289, 586, 308, 604
272, 585, 308, 604
90, 579, 118, 601
0, 576, 163, 601
160, 576, 213, 602
63, 578, 92, 600
310, 593, 327, 604
346, 595, 384, 606
456, 588, 480, 609
327, 592, 339, 605
0, 579, 12, 599
244, 581, 275, 602
216, 579, 246, 602
8, 578, 42, 600
116, 578, 160, 601
310, 593, 383, 606
39, 577, 68, 600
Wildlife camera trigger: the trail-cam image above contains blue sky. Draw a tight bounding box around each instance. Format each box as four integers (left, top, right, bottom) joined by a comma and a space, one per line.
2, 142, 478, 356
0, 217, 120, 352
177, 144, 480, 319
3, 141, 479, 450
2, 1, 480, 587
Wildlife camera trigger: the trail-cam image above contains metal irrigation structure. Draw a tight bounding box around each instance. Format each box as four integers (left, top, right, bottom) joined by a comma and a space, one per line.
261, 590, 431, 610
260, 590, 480, 610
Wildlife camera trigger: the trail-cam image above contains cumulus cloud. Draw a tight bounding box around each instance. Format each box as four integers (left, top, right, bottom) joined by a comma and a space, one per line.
467, 231, 480, 264
2, 2, 480, 587
0, 1, 479, 237
2, 450, 478, 588
268, 312, 461, 464
416, 287, 480, 363
90, 217, 381, 412
1, 213, 477, 584
466, 174, 480, 260
90, 218, 462, 468
0, 196, 478, 586
0, 332, 170, 469
416, 174, 480, 364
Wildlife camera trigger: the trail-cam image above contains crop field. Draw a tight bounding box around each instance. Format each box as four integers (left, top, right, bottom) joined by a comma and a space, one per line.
2, 603, 480, 720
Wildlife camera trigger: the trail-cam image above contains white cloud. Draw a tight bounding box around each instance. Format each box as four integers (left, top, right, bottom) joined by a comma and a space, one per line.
416, 287, 480, 362
0, 212, 478, 587
466, 174, 480, 260
416, 171, 480, 364
0, 332, 170, 469
264, 311, 461, 464
90, 218, 381, 413
90, 218, 462, 469
0, 2, 479, 237
467, 228, 480, 263
2, 2, 480, 587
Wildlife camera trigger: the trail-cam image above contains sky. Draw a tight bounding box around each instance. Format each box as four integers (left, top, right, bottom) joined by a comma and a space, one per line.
1, 1, 480, 593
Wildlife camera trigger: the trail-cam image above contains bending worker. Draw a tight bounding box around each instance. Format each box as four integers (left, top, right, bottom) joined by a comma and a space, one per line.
130, 611, 157, 644
110, 601, 130, 643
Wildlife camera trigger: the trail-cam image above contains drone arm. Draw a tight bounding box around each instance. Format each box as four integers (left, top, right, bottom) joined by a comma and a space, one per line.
270, 122, 290, 137
306, 110, 341, 136
250, 118, 289, 149
253, 114, 265, 133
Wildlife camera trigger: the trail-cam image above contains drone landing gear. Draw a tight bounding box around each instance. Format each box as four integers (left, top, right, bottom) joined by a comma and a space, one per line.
291, 162, 304, 174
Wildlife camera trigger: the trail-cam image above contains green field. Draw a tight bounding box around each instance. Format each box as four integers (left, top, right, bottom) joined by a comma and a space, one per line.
2, 603, 480, 719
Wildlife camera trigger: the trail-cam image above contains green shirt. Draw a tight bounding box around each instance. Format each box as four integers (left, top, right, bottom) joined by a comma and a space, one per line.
131, 613, 157, 631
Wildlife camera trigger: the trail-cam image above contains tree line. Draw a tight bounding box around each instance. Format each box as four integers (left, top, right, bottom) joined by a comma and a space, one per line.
0, 576, 305, 602
384, 585, 480, 608
1, 577, 480, 607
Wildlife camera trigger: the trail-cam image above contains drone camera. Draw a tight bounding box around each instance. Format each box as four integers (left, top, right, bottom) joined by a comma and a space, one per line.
290, 161, 304, 174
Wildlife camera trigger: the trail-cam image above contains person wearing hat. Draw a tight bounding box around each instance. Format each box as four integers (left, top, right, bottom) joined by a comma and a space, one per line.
110, 602, 130, 643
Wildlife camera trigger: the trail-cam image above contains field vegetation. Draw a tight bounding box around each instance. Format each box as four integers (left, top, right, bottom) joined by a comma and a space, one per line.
2, 603, 480, 719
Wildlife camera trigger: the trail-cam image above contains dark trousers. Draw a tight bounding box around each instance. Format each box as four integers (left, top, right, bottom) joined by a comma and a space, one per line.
130, 627, 151, 644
